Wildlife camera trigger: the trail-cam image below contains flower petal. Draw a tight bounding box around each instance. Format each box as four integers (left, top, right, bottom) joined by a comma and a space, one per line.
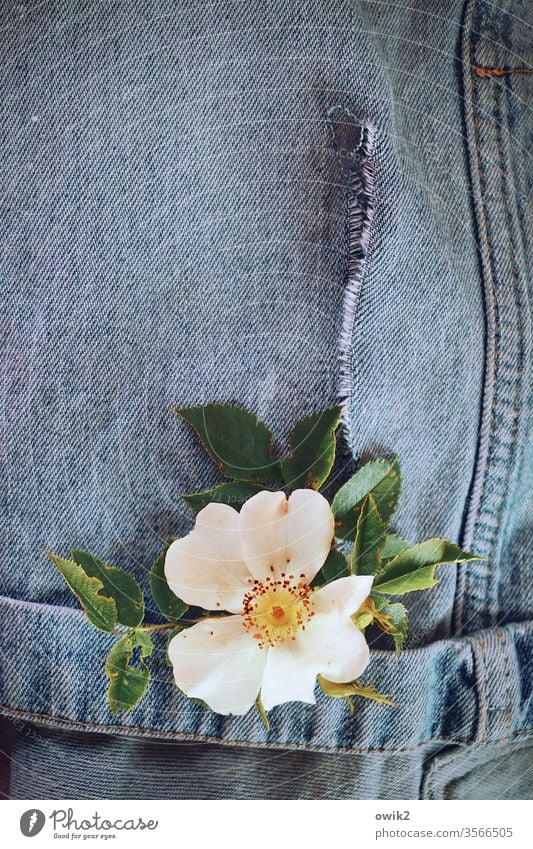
168, 615, 267, 715
260, 575, 372, 710
312, 574, 374, 619
165, 503, 253, 613
239, 488, 334, 582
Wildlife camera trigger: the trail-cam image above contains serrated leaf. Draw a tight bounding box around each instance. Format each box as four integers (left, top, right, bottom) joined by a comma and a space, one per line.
255, 692, 270, 731
332, 458, 401, 540
350, 494, 386, 576
370, 595, 408, 655
318, 675, 395, 707
380, 534, 410, 560
150, 538, 189, 621
105, 631, 153, 714
70, 549, 144, 628
281, 405, 342, 490
373, 538, 483, 595
311, 547, 350, 588
387, 603, 409, 655
47, 552, 117, 632
173, 404, 282, 483
182, 482, 265, 514
370, 594, 391, 613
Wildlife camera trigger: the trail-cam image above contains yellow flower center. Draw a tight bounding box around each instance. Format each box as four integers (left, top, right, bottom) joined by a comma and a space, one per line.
242, 573, 315, 648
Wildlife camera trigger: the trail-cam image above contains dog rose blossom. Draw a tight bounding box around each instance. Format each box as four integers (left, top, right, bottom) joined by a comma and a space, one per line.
165, 489, 372, 715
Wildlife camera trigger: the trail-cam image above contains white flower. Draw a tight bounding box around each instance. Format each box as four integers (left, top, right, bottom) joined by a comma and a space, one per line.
165, 489, 372, 716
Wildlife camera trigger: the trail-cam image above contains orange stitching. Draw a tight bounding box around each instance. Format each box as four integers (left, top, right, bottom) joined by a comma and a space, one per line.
473, 67, 533, 78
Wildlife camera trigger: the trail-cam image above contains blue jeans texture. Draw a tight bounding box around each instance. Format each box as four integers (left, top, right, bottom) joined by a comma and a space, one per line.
0, 0, 531, 798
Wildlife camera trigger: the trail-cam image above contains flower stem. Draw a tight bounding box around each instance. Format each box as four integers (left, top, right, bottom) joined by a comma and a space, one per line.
137, 621, 179, 632
134, 612, 227, 633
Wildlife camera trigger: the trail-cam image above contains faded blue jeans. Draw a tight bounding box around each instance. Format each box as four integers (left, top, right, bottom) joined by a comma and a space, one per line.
0, 0, 531, 799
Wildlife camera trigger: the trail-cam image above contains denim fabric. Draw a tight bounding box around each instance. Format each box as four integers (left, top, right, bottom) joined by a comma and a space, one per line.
2, 725, 430, 800
0, 597, 531, 751
0, 0, 531, 799
6, 724, 528, 800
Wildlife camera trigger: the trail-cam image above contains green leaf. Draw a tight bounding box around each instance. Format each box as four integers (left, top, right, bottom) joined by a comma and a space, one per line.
70, 549, 144, 628
387, 603, 409, 655
47, 552, 117, 632
350, 494, 386, 576
370, 595, 409, 655
380, 534, 410, 560
332, 458, 401, 540
332, 459, 391, 517
281, 405, 343, 490
255, 692, 270, 731
353, 610, 374, 630
150, 539, 189, 621
182, 482, 265, 514
318, 675, 395, 707
368, 458, 402, 525
311, 547, 350, 588
105, 631, 153, 714
134, 629, 154, 655
373, 538, 483, 595
173, 404, 282, 483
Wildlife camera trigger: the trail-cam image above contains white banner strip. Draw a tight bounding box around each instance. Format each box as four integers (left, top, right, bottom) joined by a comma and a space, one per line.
0, 798, 529, 849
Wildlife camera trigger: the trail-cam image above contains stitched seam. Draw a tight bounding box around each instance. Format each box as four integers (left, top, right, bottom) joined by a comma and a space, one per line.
497, 627, 512, 738
484, 74, 526, 615
466, 14, 526, 624
463, 2, 501, 625
424, 743, 469, 800
454, 0, 485, 631
478, 636, 490, 743
1, 703, 531, 755
455, 0, 494, 629
424, 736, 533, 799
461, 0, 524, 626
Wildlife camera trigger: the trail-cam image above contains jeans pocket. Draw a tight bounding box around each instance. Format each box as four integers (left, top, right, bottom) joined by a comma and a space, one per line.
1, 596, 530, 755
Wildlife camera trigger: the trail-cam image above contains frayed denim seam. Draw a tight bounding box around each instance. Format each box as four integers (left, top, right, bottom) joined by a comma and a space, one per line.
325, 105, 377, 433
